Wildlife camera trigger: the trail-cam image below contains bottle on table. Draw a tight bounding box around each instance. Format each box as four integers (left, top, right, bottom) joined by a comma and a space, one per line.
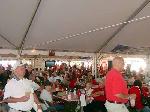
80, 89, 86, 106
74, 88, 77, 95
68, 89, 72, 100
65, 88, 68, 95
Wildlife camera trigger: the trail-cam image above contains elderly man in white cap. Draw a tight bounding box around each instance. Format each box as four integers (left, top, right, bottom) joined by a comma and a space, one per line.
1, 63, 42, 112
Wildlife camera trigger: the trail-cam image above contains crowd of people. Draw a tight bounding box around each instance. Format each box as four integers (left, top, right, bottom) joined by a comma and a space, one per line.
0, 57, 150, 112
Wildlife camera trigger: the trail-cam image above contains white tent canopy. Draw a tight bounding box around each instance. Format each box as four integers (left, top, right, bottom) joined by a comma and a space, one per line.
0, 0, 150, 54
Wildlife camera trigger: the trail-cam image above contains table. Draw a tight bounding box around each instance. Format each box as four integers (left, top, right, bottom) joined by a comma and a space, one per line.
53, 93, 81, 112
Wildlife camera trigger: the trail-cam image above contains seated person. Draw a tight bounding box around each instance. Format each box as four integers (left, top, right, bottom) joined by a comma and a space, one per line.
35, 76, 45, 86
142, 82, 150, 97
92, 80, 106, 99
129, 80, 150, 112
69, 76, 77, 89
87, 75, 97, 85
29, 74, 40, 91
91, 80, 106, 112
91, 76, 97, 85
54, 79, 63, 92
85, 83, 94, 104
63, 72, 70, 86
40, 80, 63, 112
83, 80, 107, 112
85, 83, 93, 96
0, 84, 3, 100
0, 84, 9, 112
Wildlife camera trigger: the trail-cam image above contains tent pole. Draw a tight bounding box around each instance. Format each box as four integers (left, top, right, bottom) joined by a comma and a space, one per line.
19, 0, 42, 53
0, 33, 17, 48
92, 54, 98, 78
96, 0, 150, 53
145, 54, 150, 82
146, 48, 150, 76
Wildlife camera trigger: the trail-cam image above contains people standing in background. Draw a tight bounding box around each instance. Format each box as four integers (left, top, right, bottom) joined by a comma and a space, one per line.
105, 57, 136, 112
5, 65, 12, 80
24, 65, 33, 79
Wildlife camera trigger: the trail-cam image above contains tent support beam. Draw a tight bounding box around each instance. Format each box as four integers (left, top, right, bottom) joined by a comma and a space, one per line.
19, 0, 42, 54
0, 33, 17, 48
96, 0, 150, 53
92, 54, 98, 78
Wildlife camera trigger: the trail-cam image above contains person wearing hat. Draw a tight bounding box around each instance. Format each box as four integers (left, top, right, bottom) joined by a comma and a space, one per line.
1, 64, 42, 112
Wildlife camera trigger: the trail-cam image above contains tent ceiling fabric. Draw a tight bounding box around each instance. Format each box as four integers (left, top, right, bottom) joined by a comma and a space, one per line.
0, 0, 149, 53
32, 27, 119, 52
0, 36, 15, 49
0, 0, 38, 47
103, 2, 150, 53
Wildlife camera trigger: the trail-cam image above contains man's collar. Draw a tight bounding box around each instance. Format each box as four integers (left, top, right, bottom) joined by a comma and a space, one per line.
13, 75, 23, 81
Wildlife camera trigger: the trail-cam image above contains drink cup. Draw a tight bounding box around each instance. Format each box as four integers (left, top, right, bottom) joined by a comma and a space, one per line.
25, 92, 31, 96
130, 98, 135, 107
56, 88, 59, 91
68, 94, 71, 100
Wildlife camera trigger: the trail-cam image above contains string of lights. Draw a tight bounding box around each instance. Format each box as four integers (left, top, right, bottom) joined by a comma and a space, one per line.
25, 15, 150, 49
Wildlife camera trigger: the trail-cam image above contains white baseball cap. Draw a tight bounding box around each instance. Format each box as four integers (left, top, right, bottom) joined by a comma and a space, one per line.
13, 61, 25, 70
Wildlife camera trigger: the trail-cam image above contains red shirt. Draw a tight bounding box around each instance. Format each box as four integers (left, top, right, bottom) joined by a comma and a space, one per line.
69, 80, 76, 89
55, 84, 63, 91
142, 86, 149, 97
105, 68, 128, 103
129, 86, 144, 109
92, 87, 106, 102
92, 79, 97, 85
0, 90, 3, 97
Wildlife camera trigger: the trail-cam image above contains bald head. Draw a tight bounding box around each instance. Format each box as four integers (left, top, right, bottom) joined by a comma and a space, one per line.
112, 57, 124, 72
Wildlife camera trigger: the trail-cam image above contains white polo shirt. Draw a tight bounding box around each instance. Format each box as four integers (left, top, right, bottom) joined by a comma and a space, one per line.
40, 89, 52, 102
54, 76, 63, 82
48, 76, 55, 83
29, 80, 40, 91
4, 78, 34, 111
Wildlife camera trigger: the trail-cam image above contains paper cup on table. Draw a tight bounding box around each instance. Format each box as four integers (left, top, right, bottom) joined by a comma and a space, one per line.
130, 99, 135, 107
56, 88, 59, 91
68, 94, 71, 100
80, 94, 86, 106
